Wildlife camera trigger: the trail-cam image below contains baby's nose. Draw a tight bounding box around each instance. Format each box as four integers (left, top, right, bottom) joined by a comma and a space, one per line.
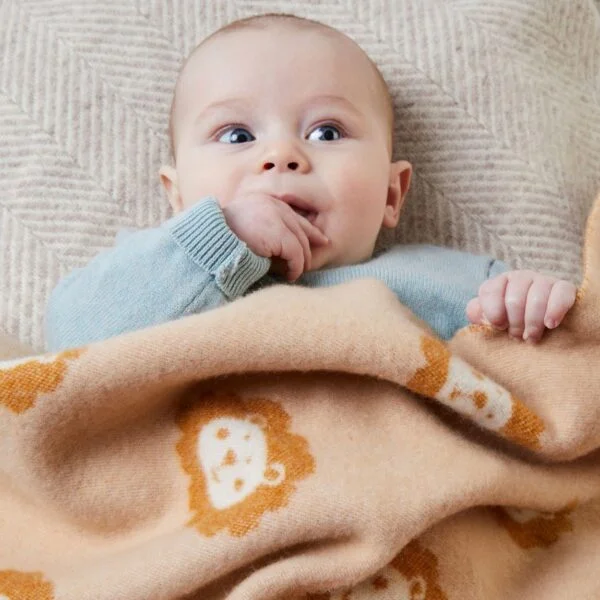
259, 142, 310, 173
263, 160, 299, 171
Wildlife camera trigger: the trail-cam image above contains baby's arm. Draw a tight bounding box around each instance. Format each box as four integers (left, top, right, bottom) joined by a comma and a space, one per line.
466, 271, 577, 342
45, 198, 271, 351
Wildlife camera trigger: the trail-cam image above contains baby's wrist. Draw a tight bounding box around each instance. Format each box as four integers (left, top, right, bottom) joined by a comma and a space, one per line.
167, 197, 271, 298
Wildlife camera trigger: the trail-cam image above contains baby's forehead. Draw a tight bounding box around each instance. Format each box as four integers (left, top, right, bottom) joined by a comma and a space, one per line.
183, 24, 376, 83
170, 22, 393, 151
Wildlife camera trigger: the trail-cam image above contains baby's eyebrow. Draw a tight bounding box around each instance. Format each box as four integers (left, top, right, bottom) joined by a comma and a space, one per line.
302, 94, 362, 118
194, 98, 250, 125
192, 94, 364, 131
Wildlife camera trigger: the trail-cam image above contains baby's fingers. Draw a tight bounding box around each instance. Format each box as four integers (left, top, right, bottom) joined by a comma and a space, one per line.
523, 278, 554, 342
544, 280, 577, 329
466, 297, 485, 324
280, 210, 312, 274
505, 273, 535, 339
295, 215, 329, 247
477, 274, 509, 329
277, 228, 306, 281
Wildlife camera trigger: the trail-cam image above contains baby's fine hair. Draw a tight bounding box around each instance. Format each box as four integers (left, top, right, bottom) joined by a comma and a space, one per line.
168, 13, 395, 158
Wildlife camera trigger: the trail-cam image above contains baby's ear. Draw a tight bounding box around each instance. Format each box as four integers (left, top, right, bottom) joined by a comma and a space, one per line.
159, 165, 183, 214
382, 160, 412, 229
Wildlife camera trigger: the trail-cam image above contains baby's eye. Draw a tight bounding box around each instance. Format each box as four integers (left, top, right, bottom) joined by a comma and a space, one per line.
307, 124, 343, 142
217, 127, 255, 144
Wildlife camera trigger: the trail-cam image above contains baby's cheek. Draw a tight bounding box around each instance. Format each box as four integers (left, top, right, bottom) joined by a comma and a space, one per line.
347, 183, 390, 231
177, 155, 239, 210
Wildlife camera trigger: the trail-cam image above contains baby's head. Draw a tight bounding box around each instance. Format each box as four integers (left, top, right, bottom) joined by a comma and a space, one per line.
160, 13, 412, 270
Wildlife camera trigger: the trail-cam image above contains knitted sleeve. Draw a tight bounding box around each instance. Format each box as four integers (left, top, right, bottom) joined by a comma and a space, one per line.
298, 245, 509, 340
44, 197, 271, 351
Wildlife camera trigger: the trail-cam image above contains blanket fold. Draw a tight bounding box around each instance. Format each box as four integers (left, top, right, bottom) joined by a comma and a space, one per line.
2, 194, 600, 600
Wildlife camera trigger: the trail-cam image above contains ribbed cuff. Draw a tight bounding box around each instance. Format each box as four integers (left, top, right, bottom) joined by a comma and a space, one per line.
166, 197, 271, 299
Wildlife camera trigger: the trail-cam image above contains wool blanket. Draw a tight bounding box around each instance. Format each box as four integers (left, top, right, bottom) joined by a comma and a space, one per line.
2, 193, 600, 600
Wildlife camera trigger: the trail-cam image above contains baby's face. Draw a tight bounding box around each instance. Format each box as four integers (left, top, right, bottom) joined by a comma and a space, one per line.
162, 25, 411, 270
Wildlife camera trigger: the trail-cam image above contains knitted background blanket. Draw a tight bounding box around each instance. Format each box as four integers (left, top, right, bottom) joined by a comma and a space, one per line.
2, 193, 600, 600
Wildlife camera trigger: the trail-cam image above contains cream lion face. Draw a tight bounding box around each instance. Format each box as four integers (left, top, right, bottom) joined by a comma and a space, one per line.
198, 416, 285, 509
438, 356, 512, 431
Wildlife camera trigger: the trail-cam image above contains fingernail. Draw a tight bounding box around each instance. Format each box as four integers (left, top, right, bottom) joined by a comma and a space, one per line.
545, 319, 557, 329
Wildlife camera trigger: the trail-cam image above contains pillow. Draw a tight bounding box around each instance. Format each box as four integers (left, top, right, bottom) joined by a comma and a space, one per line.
1, 0, 599, 350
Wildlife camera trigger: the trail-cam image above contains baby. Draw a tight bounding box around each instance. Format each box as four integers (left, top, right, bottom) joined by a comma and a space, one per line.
44, 13, 577, 352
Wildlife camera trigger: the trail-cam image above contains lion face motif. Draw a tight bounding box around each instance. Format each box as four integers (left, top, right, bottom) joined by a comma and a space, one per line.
307, 541, 447, 600
327, 567, 428, 599
440, 357, 512, 430
198, 415, 285, 510
493, 503, 576, 548
0, 349, 82, 414
407, 336, 544, 449
177, 392, 315, 537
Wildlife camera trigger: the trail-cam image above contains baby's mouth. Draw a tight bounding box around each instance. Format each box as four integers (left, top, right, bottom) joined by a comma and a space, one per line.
276, 194, 318, 223
293, 207, 318, 223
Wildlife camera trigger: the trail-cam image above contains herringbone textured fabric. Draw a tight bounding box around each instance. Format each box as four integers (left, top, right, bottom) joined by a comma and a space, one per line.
1, 0, 599, 350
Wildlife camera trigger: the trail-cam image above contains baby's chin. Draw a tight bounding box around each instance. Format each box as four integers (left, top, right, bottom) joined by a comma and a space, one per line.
306, 246, 374, 273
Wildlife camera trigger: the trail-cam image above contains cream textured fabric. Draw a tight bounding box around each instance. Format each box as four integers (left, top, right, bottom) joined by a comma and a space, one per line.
1, 0, 599, 350
0, 331, 31, 361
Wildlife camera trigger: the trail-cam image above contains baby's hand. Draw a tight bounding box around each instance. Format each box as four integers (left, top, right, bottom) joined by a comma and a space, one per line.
222, 193, 328, 281
466, 270, 577, 343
